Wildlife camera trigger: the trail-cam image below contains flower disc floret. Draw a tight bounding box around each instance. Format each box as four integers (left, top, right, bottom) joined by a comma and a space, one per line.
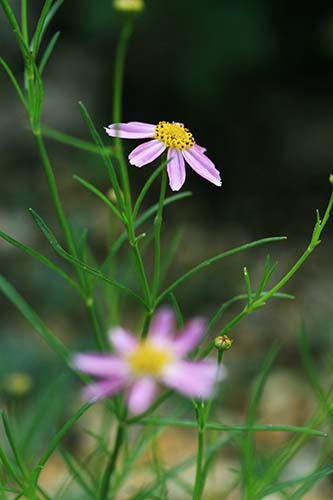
126, 341, 172, 376
154, 121, 195, 151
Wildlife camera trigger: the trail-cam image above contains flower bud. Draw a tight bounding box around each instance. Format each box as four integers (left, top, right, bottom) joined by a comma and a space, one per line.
113, 0, 145, 13
214, 335, 233, 351
329, 173, 333, 185
3, 372, 33, 397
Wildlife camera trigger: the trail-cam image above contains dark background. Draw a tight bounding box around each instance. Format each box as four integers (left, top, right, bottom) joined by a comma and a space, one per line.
1, 0, 333, 455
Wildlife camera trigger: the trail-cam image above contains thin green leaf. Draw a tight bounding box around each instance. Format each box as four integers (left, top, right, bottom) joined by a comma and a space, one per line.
159, 226, 183, 285
259, 466, 333, 499
243, 266, 252, 305
0, 444, 24, 489
247, 345, 280, 422
130, 433, 237, 500
299, 326, 333, 418
20, 0, 28, 44
36, 0, 64, 52
30, 58, 44, 121
156, 236, 287, 305
0, 58, 28, 111
133, 160, 168, 219
31, 403, 92, 487
100, 192, 192, 275
169, 293, 184, 328
31, 0, 53, 54
0, 0, 30, 58
78, 101, 123, 208
241, 345, 280, 497
136, 418, 326, 437
73, 175, 123, 220
0, 274, 70, 363
255, 255, 278, 299
29, 208, 145, 306
42, 125, 114, 155
39, 30, 60, 74
59, 448, 96, 498
1, 413, 28, 480
0, 229, 84, 298
253, 393, 332, 497
197, 292, 293, 357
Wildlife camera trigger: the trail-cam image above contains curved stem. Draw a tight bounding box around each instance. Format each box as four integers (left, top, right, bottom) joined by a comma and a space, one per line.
192, 404, 205, 500
99, 423, 125, 500
34, 132, 105, 349
152, 166, 167, 302
113, 19, 133, 212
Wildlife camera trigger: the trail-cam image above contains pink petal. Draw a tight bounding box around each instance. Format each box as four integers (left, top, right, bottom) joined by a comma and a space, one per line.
193, 144, 207, 154
167, 148, 186, 191
182, 147, 222, 187
149, 307, 176, 344
73, 353, 128, 378
128, 139, 166, 168
82, 378, 126, 402
104, 122, 155, 139
172, 318, 207, 357
163, 360, 224, 400
109, 327, 138, 355
127, 377, 158, 414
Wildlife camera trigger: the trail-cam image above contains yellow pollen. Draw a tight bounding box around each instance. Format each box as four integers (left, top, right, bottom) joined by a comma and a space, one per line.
127, 341, 172, 377
154, 121, 195, 151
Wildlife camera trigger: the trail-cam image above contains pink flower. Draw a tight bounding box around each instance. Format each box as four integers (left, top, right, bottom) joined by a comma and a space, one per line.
104, 121, 222, 191
73, 308, 224, 415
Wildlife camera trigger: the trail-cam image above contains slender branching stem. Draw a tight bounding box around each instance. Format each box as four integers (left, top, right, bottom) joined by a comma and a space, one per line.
99, 423, 125, 500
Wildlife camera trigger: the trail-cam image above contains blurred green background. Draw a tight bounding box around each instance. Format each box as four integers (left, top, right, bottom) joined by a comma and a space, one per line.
1, 1, 333, 497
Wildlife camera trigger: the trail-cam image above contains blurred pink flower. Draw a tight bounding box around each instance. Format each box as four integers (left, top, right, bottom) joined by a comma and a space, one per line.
73, 308, 224, 415
105, 120, 222, 191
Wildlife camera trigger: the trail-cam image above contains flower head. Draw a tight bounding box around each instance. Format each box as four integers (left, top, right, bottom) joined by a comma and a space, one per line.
113, 0, 144, 12
73, 308, 224, 414
105, 121, 222, 191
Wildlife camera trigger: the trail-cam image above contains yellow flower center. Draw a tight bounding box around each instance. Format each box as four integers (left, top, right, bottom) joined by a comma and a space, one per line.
154, 121, 195, 150
126, 341, 172, 377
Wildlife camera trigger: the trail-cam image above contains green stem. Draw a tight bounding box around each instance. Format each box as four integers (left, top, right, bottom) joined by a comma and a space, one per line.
34, 132, 105, 349
192, 405, 205, 500
204, 186, 333, 354
129, 235, 152, 308
152, 166, 167, 302
113, 19, 133, 212
111, 18, 151, 308
99, 423, 125, 500
34, 132, 75, 255
86, 297, 105, 351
